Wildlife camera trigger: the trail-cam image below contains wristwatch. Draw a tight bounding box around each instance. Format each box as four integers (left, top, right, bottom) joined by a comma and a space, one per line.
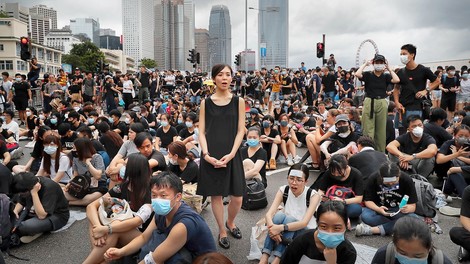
284, 224, 289, 232
412, 153, 417, 159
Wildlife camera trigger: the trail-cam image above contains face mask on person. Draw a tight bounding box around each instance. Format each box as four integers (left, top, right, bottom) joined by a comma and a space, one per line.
185, 121, 193, 128
124, 118, 130, 124
337, 125, 349, 134
26, 111, 31, 117
151, 197, 176, 216
194, 128, 199, 136
73, 106, 80, 112
119, 166, 126, 180
317, 230, 345, 248
411, 127, 423, 138
456, 136, 469, 146
449, 71, 456, 76
395, 252, 428, 264
177, 119, 183, 124
44, 145, 58, 155
39, 114, 45, 120
274, 104, 281, 109
160, 121, 168, 127
108, 117, 114, 123
262, 121, 270, 128
169, 157, 178, 165
374, 64, 386, 71
400, 55, 410, 65
15, 77, 22, 82
64, 113, 69, 119
254, 104, 260, 108
274, 70, 279, 74
246, 138, 259, 147
87, 118, 94, 125
50, 118, 57, 124
462, 74, 469, 79
280, 120, 288, 127
307, 74, 311, 78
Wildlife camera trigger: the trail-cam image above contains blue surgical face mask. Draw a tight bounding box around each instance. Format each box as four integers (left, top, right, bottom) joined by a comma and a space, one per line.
108, 117, 114, 123
177, 119, 183, 124
185, 121, 193, 128
160, 121, 168, 127
50, 118, 57, 124
151, 197, 175, 216
262, 121, 270, 128
119, 166, 126, 180
317, 230, 345, 248
280, 120, 288, 127
246, 138, 259, 147
44, 145, 58, 155
87, 118, 95, 125
395, 252, 428, 264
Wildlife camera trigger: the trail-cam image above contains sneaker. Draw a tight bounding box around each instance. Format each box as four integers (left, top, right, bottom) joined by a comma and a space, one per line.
269, 158, 277, 170
355, 223, 373, 236
20, 233, 43, 244
19, 136, 29, 141
25, 140, 36, 148
439, 206, 460, 216
287, 155, 294, 166
293, 155, 302, 163
296, 142, 303, 148
278, 155, 286, 164
458, 246, 470, 262
445, 196, 453, 203
10, 147, 24, 160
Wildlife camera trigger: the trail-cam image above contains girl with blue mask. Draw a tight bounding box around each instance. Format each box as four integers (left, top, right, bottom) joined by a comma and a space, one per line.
241, 127, 266, 186
260, 115, 281, 170
277, 113, 300, 166
371, 216, 452, 264
281, 200, 357, 264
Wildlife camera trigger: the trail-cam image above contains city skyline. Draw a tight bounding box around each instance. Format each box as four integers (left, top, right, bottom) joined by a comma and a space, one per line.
1, 0, 469, 70
209, 5, 231, 66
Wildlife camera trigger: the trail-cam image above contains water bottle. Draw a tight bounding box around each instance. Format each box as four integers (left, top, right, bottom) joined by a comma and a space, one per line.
399, 195, 409, 208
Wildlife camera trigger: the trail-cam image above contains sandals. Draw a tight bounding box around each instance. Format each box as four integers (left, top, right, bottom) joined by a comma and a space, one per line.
218, 235, 230, 249
225, 222, 242, 239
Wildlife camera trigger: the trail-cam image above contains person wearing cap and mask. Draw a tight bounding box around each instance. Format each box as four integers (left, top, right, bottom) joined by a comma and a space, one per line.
386, 115, 438, 178
355, 54, 400, 152
320, 114, 359, 165
356, 161, 418, 237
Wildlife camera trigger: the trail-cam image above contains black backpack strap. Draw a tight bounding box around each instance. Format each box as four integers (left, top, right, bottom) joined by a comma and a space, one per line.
432, 249, 444, 264
306, 188, 313, 208
385, 242, 395, 264
283, 186, 289, 205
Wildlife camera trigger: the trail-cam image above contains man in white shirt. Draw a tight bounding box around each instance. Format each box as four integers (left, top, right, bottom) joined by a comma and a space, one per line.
1, 72, 12, 112
1, 110, 19, 141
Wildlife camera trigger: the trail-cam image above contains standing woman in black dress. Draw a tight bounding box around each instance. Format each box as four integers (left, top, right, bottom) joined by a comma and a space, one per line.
197, 64, 245, 249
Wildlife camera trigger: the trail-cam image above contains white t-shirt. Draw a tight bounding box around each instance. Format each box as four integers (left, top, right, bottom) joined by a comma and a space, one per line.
280, 185, 318, 229
39, 153, 73, 183
2, 120, 19, 140
165, 75, 175, 85
460, 79, 470, 95
122, 80, 133, 93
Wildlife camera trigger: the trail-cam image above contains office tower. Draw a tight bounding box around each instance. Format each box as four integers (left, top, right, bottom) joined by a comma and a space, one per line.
122, 0, 155, 65
30, 13, 51, 45
208, 5, 231, 66
258, 0, 288, 69
30, 5, 57, 29
154, 0, 195, 70
0, 2, 29, 25
195, 28, 210, 72
69, 18, 100, 45
100, 28, 116, 36
100, 35, 122, 50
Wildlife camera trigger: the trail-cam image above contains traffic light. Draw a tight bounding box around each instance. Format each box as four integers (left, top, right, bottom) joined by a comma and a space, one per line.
20, 37, 31, 61
196, 52, 200, 65
235, 54, 241, 66
95, 60, 102, 73
103, 62, 109, 70
316, 42, 324, 58
187, 49, 196, 63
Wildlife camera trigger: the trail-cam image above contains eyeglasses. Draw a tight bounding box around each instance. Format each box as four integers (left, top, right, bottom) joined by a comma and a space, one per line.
287, 177, 305, 183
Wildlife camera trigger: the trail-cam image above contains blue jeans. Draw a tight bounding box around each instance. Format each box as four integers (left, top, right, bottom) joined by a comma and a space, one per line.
346, 203, 362, 219
190, 95, 201, 105
324, 91, 336, 101
361, 207, 418, 235
443, 173, 469, 197
139, 229, 193, 264
262, 212, 302, 258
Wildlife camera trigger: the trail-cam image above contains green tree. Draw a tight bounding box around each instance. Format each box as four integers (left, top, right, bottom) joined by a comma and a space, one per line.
140, 58, 157, 69
0, 11, 9, 18
62, 41, 104, 73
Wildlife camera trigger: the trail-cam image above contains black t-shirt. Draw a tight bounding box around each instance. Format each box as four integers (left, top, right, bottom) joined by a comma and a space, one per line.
329, 132, 360, 148
461, 186, 470, 218
148, 150, 167, 172
91, 139, 106, 152
111, 121, 128, 138
261, 128, 279, 150
175, 75, 184, 86
273, 108, 286, 121
71, 122, 87, 132
156, 126, 178, 149
105, 83, 115, 97
68, 84, 80, 94
396, 65, 437, 110
12, 81, 30, 98
178, 128, 194, 141
190, 81, 202, 95
361, 71, 392, 98
364, 172, 418, 208
441, 75, 460, 89
30, 139, 44, 159
99, 134, 120, 160
424, 122, 452, 148
138, 71, 150, 87
61, 131, 78, 150
0, 164, 12, 194
322, 73, 337, 92
144, 113, 157, 129
438, 139, 456, 156
396, 132, 436, 155
318, 167, 364, 196
168, 160, 199, 184
281, 229, 357, 264
240, 146, 268, 187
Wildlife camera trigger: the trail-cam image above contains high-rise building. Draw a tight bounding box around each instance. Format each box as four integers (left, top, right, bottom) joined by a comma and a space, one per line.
30, 13, 51, 45
45, 28, 82, 54
69, 18, 100, 45
0, 3, 29, 26
208, 5, 231, 66
154, 0, 195, 70
258, 0, 288, 69
29, 5, 57, 29
122, 0, 155, 65
195, 28, 210, 72
100, 35, 122, 50
100, 28, 116, 36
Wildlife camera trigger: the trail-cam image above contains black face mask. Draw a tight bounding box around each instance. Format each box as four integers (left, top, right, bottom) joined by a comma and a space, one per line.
337, 125, 349, 134
72, 150, 78, 158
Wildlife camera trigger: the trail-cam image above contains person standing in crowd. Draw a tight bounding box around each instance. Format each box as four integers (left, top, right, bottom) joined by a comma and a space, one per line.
42, 74, 62, 113
9, 73, 32, 126
268, 66, 282, 114
197, 64, 245, 250
355, 54, 400, 152
121, 74, 135, 110
440, 66, 460, 121
82, 71, 97, 104
137, 66, 150, 104
320, 67, 341, 102
27, 57, 41, 88
1, 72, 12, 112
458, 70, 470, 111
394, 44, 440, 128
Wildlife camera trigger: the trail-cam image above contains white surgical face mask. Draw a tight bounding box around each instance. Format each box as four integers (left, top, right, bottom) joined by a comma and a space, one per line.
374, 64, 385, 71
412, 126, 424, 138
449, 71, 456, 76
400, 55, 409, 65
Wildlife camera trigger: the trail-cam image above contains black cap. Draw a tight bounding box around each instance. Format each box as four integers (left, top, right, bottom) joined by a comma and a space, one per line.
373, 54, 386, 62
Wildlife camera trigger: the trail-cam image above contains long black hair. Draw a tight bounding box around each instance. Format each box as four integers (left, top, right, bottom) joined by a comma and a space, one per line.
123, 153, 151, 211
393, 216, 435, 256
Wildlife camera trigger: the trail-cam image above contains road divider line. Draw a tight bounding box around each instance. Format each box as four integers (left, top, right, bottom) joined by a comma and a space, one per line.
266, 167, 290, 176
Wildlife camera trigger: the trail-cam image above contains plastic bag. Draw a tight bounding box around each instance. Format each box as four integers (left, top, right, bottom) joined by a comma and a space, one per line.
247, 218, 268, 260
98, 197, 134, 225
182, 183, 203, 213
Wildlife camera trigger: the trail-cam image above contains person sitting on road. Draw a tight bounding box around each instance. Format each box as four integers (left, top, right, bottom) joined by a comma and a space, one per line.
348, 136, 388, 181
104, 171, 216, 264
317, 154, 364, 221
449, 185, 470, 262
320, 114, 359, 166
259, 163, 321, 264
167, 141, 199, 184
18, 107, 38, 139
64, 137, 107, 206
35, 133, 72, 184
260, 115, 281, 170
83, 153, 153, 264
11, 172, 69, 244
135, 132, 167, 174
155, 113, 178, 155
13, 126, 52, 175
278, 114, 300, 166
424, 107, 453, 148
97, 121, 123, 161
241, 127, 267, 187
280, 200, 357, 264
356, 161, 418, 237
386, 115, 438, 178
372, 216, 452, 264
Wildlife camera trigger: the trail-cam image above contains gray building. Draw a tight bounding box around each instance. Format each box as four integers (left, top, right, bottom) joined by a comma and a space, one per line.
258, 0, 288, 69
0, 2, 29, 25
195, 28, 210, 72
30, 13, 51, 45
30, 4, 57, 29
209, 5, 231, 66
69, 18, 100, 45
100, 35, 122, 50
100, 28, 116, 36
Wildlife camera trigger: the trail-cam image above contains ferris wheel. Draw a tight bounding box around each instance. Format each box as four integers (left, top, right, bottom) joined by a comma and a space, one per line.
355, 39, 380, 68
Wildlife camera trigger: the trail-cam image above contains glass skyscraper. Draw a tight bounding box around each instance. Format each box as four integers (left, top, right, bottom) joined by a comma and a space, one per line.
258, 0, 288, 69
209, 5, 231, 66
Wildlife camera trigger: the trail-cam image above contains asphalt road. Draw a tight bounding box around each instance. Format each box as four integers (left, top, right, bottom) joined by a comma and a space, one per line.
4, 143, 465, 264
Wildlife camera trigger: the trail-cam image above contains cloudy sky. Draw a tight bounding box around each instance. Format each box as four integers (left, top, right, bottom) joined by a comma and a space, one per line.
5, 0, 470, 69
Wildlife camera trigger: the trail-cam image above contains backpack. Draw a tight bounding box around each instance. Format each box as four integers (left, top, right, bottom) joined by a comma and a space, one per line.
325, 185, 355, 200
97, 151, 110, 169
283, 186, 313, 208
242, 179, 268, 210
385, 242, 443, 264
0, 194, 13, 251
409, 174, 437, 217
67, 173, 91, 199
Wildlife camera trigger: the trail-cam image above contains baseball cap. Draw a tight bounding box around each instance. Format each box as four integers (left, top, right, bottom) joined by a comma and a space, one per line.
250, 108, 259, 115
373, 54, 386, 62
335, 114, 349, 124
75, 67, 80, 70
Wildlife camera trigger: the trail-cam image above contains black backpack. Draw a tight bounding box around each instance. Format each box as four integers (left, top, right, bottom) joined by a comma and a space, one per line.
0, 194, 28, 260
242, 179, 268, 210
283, 186, 313, 207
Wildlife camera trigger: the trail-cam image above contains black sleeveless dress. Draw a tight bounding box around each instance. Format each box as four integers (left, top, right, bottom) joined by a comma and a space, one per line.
197, 96, 245, 197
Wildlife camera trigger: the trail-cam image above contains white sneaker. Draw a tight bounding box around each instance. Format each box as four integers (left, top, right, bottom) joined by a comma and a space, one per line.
20, 233, 43, 244
287, 155, 294, 166
355, 223, 373, 236
293, 155, 302, 163
296, 142, 303, 148
10, 147, 23, 160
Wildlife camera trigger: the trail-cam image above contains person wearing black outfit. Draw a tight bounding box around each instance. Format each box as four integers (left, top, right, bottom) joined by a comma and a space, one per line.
450, 185, 470, 262
108, 109, 128, 138
137, 66, 151, 104
320, 67, 340, 101
349, 136, 388, 182
27, 57, 41, 88
10, 73, 32, 126
424, 107, 453, 148
168, 141, 199, 184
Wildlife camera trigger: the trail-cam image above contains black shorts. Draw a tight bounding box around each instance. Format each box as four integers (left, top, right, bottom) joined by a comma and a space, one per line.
440, 94, 456, 112
13, 97, 28, 110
